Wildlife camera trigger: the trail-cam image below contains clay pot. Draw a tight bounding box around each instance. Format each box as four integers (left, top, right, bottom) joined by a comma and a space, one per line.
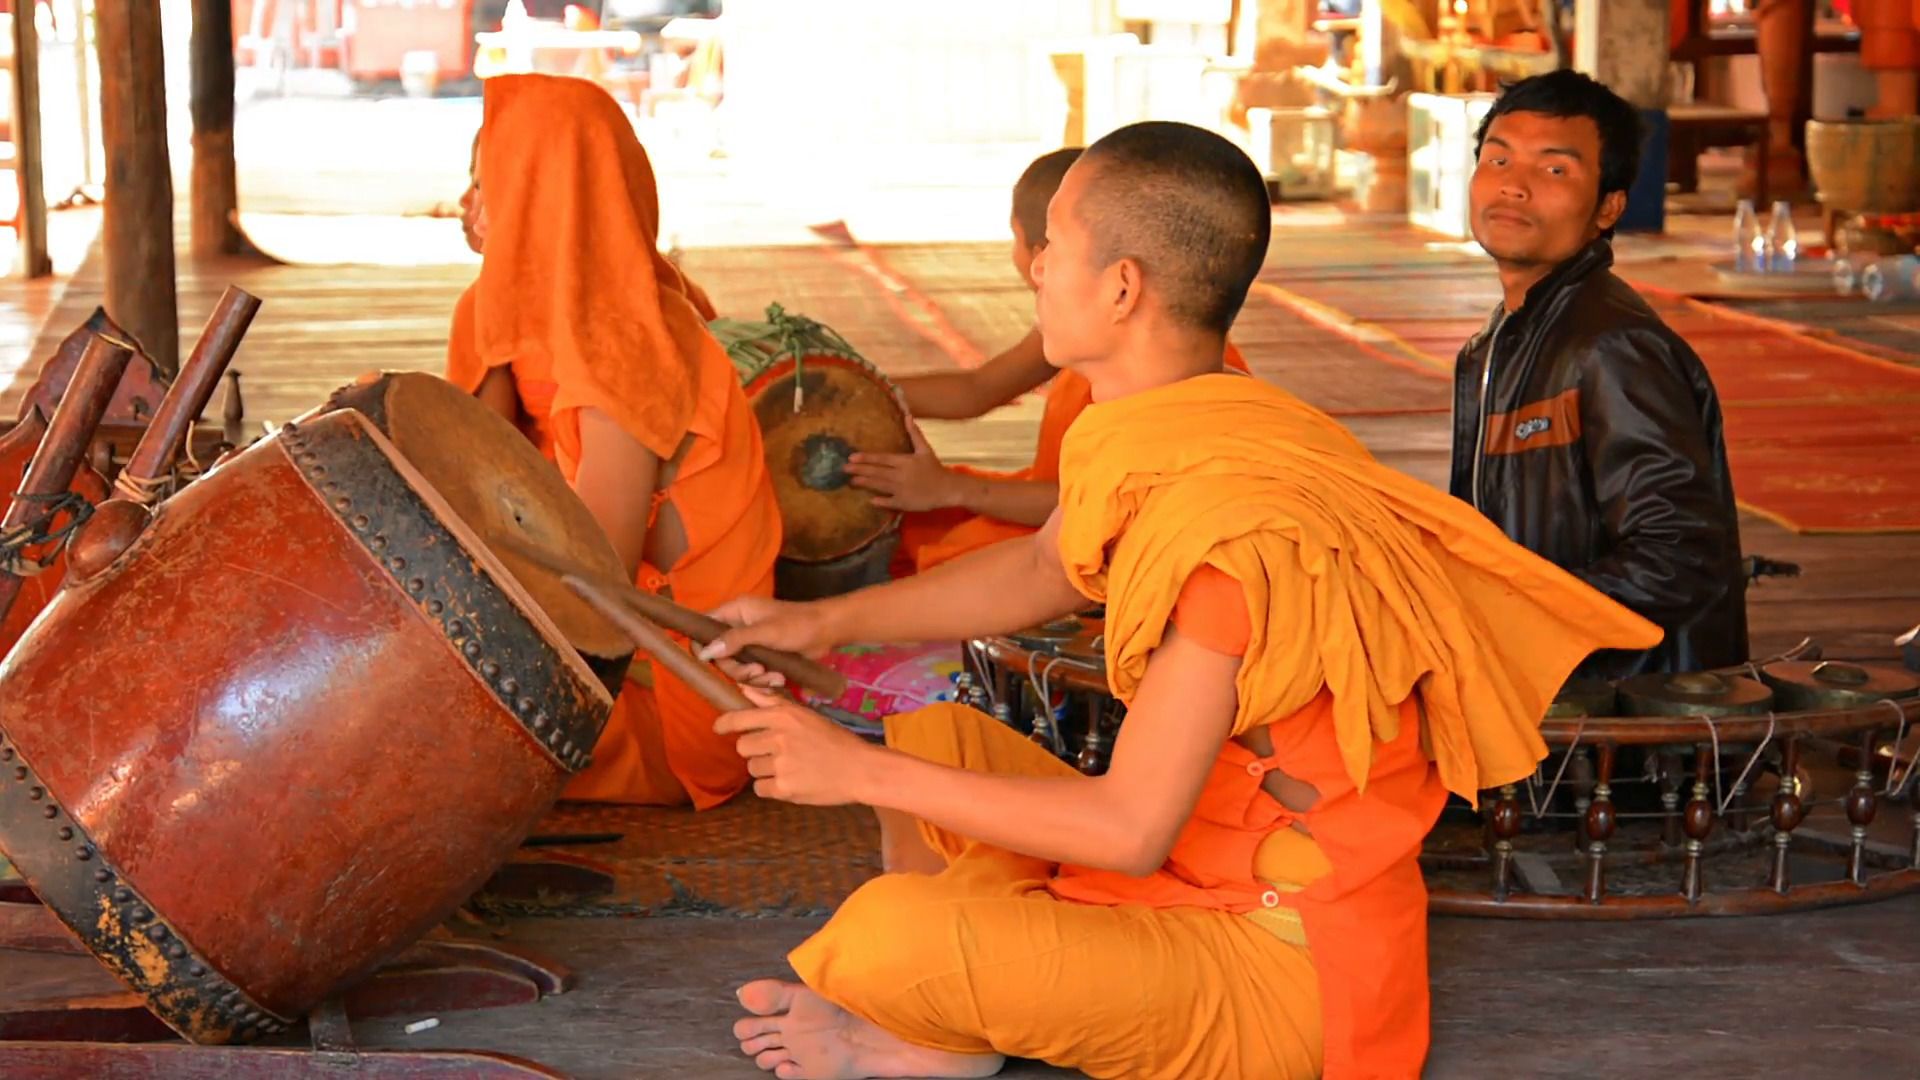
1805, 117, 1920, 214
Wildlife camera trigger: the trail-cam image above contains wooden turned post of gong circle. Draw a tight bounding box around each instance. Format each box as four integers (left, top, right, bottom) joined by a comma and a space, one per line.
990, 661, 1013, 725
1769, 736, 1807, 893
1682, 746, 1715, 903
1659, 751, 1685, 849
1847, 728, 1879, 886
1075, 698, 1108, 776
1583, 743, 1618, 904
1726, 766, 1754, 836
1569, 747, 1596, 853
1488, 784, 1521, 902
1029, 703, 1054, 751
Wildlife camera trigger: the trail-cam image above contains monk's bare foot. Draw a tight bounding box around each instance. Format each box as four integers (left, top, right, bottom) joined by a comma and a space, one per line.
733, 978, 1004, 1080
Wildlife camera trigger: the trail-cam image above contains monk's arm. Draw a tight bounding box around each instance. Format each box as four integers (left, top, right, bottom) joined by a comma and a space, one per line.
819, 513, 1082, 643
856, 630, 1236, 873
945, 473, 1059, 527
893, 328, 1051, 420
570, 407, 661, 580
475, 365, 519, 425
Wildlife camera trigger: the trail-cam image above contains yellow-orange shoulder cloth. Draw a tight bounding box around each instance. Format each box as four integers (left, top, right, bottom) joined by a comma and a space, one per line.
1054, 373, 1660, 1076
1057, 372, 1659, 798
899, 342, 1251, 574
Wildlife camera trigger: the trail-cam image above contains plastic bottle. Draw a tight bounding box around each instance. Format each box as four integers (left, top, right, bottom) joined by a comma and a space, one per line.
1861, 256, 1920, 302
1733, 199, 1762, 272
1765, 201, 1797, 273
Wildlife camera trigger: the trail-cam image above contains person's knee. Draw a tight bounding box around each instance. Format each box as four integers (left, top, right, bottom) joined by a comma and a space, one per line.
882, 702, 987, 762
806, 872, 966, 994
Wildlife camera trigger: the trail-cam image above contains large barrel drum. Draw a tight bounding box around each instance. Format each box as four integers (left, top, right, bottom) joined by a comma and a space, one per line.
0, 377, 624, 1044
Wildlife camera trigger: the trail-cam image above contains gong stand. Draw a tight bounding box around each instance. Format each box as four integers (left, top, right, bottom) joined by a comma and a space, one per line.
0, 893, 573, 1077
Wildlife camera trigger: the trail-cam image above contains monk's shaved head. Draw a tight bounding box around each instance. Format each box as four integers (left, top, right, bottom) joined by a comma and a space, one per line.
1074, 121, 1270, 335
1012, 148, 1083, 247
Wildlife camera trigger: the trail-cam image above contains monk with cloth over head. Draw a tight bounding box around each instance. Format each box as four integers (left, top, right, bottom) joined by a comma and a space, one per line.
445, 73, 781, 809
856, 148, 1249, 576
699, 121, 1662, 1079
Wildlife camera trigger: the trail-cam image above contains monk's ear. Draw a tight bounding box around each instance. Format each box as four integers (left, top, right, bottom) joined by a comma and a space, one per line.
1109, 258, 1143, 322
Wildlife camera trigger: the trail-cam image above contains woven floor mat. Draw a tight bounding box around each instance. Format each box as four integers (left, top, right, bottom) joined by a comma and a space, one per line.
471, 796, 881, 919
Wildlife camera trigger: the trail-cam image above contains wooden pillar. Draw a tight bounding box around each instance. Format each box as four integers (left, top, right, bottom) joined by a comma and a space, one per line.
1232, 0, 1327, 126
190, 0, 247, 256
96, 0, 179, 377
9, 3, 50, 278
1753, 0, 1813, 191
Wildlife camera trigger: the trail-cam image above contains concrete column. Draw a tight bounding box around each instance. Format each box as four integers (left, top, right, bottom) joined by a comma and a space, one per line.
1574, 0, 1670, 109
1574, 0, 1670, 232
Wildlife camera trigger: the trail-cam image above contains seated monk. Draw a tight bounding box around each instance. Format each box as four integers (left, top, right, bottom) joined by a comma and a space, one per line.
699, 121, 1661, 1078
445, 73, 781, 809
850, 148, 1249, 576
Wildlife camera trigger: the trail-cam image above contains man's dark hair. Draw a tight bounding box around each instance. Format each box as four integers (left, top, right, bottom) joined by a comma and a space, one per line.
1474, 69, 1647, 200
1012, 148, 1084, 247
1077, 120, 1270, 335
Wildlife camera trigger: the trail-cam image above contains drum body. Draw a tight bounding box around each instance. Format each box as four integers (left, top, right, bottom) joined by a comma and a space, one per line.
714, 309, 911, 600
0, 407, 613, 1043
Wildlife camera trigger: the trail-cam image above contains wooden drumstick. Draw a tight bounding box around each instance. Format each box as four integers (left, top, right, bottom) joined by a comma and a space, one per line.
0, 334, 135, 623
118, 286, 261, 502
496, 536, 847, 699
562, 574, 755, 713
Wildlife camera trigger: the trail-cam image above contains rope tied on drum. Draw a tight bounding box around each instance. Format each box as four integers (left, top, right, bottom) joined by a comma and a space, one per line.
0, 490, 95, 576
711, 303, 870, 415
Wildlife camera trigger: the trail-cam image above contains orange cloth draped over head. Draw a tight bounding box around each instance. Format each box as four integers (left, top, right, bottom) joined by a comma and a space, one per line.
896, 341, 1250, 574
447, 73, 719, 466
446, 73, 779, 809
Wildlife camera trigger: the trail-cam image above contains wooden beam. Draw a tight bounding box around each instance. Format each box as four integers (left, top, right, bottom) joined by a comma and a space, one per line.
189, 0, 246, 257
95, 0, 179, 376
9, 3, 50, 278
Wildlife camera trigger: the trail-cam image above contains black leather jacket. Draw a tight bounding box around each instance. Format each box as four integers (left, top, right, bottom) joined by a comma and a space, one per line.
1449, 239, 1749, 679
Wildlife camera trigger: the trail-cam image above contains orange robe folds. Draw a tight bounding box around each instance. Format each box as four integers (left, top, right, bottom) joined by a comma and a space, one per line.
446, 74, 780, 809
790, 374, 1660, 1078
896, 341, 1250, 575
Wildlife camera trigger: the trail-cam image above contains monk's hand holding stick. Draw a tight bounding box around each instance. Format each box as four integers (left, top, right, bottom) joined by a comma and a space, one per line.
844, 419, 962, 512
699, 594, 843, 689
713, 687, 883, 806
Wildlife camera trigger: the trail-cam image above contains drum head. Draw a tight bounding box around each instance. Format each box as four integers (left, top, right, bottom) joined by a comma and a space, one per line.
747, 356, 911, 563
326, 372, 634, 667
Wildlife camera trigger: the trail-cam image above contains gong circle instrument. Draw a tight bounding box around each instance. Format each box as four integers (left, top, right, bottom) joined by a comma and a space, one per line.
0, 374, 621, 1044
966, 613, 1123, 776
971, 621, 1920, 920
710, 304, 912, 601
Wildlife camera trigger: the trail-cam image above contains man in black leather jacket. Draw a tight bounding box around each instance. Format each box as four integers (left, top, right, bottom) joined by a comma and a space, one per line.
1451, 71, 1748, 679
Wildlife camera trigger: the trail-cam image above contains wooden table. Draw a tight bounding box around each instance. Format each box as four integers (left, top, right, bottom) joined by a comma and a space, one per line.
1668, 104, 1771, 208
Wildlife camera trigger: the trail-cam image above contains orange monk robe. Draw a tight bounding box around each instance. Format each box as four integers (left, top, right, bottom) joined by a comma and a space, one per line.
788, 374, 1661, 1079
895, 341, 1250, 575
445, 74, 781, 809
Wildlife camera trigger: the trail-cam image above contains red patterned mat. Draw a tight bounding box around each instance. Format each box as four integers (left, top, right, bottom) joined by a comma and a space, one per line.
1261, 248, 1920, 534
